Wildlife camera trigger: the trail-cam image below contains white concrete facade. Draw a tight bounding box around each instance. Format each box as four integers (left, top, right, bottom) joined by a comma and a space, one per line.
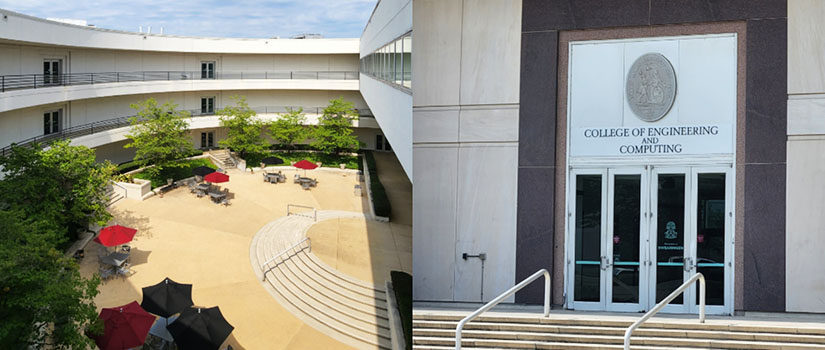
412, 0, 522, 303
786, 0, 825, 313
359, 0, 413, 179
0, 8, 396, 163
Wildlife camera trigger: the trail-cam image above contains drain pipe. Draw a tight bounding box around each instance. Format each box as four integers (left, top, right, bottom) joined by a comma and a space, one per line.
462, 252, 487, 301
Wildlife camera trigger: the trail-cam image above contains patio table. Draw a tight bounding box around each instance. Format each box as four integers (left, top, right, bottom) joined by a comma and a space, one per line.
209, 192, 226, 202
100, 251, 129, 267
196, 183, 210, 191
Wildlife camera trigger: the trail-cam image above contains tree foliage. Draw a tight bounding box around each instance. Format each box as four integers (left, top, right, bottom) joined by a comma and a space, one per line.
0, 142, 109, 348
311, 97, 361, 154
124, 98, 194, 177
0, 141, 115, 239
268, 107, 308, 151
218, 96, 268, 158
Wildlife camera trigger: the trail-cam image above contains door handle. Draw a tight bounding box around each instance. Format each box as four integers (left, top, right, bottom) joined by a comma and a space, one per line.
600, 256, 612, 271
684, 257, 695, 272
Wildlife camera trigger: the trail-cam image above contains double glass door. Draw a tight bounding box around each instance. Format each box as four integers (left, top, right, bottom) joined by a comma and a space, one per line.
568, 165, 732, 314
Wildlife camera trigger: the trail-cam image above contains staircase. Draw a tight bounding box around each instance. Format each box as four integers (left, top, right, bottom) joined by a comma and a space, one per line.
209, 149, 236, 169
413, 311, 825, 349
105, 183, 124, 207
250, 211, 393, 350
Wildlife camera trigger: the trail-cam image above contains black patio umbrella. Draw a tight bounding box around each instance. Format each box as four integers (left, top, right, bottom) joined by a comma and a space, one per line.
261, 156, 284, 165
192, 166, 216, 177
167, 306, 234, 350
140, 278, 194, 324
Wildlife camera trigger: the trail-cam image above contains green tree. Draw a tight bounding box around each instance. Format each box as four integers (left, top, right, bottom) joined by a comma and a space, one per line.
311, 97, 361, 154
0, 142, 109, 348
124, 98, 194, 178
0, 141, 115, 240
218, 96, 268, 158
268, 107, 308, 151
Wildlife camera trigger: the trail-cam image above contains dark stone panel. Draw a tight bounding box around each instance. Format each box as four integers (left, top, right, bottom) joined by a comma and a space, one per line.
515, 167, 556, 304
519, 31, 558, 167
745, 18, 788, 165
742, 163, 786, 312
650, 0, 786, 25
522, 0, 649, 32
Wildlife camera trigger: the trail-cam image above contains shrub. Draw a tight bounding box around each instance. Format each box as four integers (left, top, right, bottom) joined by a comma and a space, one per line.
133, 158, 216, 188
364, 151, 391, 218
391, 271, 412, 350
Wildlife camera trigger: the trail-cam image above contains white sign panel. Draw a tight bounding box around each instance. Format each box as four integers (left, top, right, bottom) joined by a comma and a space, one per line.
568, 34, 737, 159
571, 124, 733, 157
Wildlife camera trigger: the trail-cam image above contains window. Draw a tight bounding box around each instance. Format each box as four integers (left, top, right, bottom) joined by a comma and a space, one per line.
43, 59, 61, 85
402, 35, 412, 88
200, 132, 214, 148
394, 39, 403, 85
201, 97, 215, 114
201, 61, 215, 79
43, 110, 61, 135
376, 135, 384, 150
359, 32, 411, 91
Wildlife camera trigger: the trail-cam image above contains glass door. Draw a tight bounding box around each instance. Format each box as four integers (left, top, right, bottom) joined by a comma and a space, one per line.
649, 167, 692, 313
605, 168, 648, 312
690, 167, 732, 315
568, 169, 607, 311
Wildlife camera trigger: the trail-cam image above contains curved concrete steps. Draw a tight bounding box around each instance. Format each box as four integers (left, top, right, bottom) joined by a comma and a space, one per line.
250, 211, 392, 350
413, 313, 825, 349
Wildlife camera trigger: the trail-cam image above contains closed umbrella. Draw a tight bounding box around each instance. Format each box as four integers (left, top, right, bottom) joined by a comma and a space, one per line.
167, 306, 234, 350
92, 301, 156, 350
94, 225, 138, 247
141, 278, 194, 322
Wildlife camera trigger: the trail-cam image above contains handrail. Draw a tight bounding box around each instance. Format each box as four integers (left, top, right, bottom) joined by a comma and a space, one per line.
286, 204, 317, 222
623, 273, 705, 349
455, 269, 550, 350
260, 237, 310, 281
0, 70, 359, 92
0, 106, 372, 158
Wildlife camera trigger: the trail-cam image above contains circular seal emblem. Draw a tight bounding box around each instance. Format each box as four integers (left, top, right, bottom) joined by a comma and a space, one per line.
626, 53, 677, 122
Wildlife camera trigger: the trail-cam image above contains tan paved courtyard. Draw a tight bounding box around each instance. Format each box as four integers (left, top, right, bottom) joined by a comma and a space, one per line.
79, 162, 410, 349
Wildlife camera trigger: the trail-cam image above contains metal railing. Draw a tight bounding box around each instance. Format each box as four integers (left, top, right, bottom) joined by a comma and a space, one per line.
623, 273, 706, 350
286, 204, 317, 222
455, 269, 551, 350
0, 106, 372, 158
260, 237, 311, 281
0, 70, 359, 92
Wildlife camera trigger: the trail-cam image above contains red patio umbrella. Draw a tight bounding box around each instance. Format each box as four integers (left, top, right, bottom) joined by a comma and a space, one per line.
92, 301, 156, 350
203, 172, 230, 184
293, 159, 318, 176
94, 225, 138, 247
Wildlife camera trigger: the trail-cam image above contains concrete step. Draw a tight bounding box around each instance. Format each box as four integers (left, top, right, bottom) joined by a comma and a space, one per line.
296, 250, 387, 301
412, 338, 707, 350
265, 262, 392, 349
413, 320, 825, 344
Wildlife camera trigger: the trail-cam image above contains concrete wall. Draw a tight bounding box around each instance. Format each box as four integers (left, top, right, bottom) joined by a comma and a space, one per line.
359, 0, 413, 179
412, 0, 521, 302
786, 0, 825, 313
0, 43, 359, 77
0, 90, 367, 149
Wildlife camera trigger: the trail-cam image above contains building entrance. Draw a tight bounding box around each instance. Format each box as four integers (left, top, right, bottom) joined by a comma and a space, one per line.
567, 165, 732, 315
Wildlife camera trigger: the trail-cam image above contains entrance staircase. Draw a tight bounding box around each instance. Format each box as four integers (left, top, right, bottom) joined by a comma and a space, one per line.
208, 149, 236, 169
413, 309, 825, 349
250, 211, 392, 350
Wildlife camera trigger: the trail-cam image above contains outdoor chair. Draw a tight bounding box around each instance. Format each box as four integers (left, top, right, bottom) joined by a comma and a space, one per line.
116, 264, 133, 278
121, 245, 131, 253
99, 266, 114, 280
220, 198, 231, 206
301, 183, 311, 190
188, 182, 197, 193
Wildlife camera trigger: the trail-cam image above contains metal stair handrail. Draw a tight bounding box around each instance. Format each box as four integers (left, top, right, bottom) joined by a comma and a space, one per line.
0, 106, 372, 157
623, 273, 706, 349
287, 204, 317, 222
260, 237, 310, 281
455, 269, 550, 350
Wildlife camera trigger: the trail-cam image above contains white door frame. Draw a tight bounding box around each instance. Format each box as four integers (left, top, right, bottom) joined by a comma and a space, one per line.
566, 168, 608, 311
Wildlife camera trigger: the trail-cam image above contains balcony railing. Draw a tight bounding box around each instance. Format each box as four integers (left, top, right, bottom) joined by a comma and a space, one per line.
0, 106, 372, 157
0, 70, 359, 92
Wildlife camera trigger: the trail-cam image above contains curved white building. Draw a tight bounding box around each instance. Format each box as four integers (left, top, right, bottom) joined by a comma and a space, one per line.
0, 9, 390, 165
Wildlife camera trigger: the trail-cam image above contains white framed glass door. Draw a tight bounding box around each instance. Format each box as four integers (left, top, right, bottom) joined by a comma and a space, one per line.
568, 165, 733, 314
605, 168, 648, 312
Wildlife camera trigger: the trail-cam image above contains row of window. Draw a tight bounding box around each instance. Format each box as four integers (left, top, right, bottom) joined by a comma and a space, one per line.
36, 59, 217, 80
360, 33, 411, 90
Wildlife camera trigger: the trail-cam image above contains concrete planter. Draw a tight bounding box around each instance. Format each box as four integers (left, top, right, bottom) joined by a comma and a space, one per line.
114, 178, 154, 201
